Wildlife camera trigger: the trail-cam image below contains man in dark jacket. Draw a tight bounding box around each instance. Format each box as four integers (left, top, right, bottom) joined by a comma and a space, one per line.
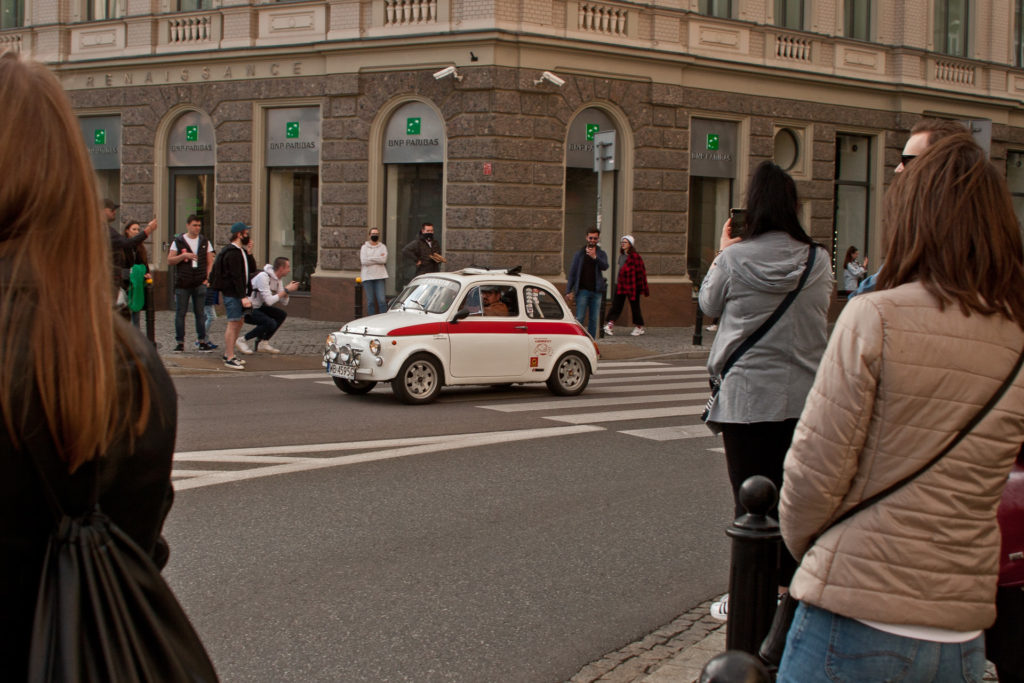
401, 222, 445, 277
167, 214, 215, 352
104, 198, 156, 308
216, 222, 257, 369
565, 228, 608, 338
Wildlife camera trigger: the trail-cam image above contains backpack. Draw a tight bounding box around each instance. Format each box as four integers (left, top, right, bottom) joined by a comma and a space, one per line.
207, 246, 227, 291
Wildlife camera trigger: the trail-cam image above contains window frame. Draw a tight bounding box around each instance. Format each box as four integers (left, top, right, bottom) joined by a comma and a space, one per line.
844, 0, 871, 40
774, 0, 805, 31
933, 0, 970, 58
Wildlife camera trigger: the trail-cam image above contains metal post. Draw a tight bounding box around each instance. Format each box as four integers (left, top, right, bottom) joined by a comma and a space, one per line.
354, 278, 363, 319
699, 651, 772, 683
724, 475, 781, 655
144, 282, 156, 345
691, 275, 703, 346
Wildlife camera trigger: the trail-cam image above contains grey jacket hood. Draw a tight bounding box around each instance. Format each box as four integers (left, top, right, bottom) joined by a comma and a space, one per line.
727, 232, 816, 294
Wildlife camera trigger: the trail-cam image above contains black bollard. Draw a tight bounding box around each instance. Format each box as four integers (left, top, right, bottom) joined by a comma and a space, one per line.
694, 304, 704, 346
144, 283, 156, 345
354, 278, 363, 319
700, 651, 772, 683
724, 476, 781, 655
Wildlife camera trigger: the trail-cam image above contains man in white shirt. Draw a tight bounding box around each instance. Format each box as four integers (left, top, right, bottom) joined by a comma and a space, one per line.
237, 256, 300, 354
167, 215, 216, 352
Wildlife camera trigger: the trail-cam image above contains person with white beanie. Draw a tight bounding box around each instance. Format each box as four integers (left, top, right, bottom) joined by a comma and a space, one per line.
603, 234, 649, 337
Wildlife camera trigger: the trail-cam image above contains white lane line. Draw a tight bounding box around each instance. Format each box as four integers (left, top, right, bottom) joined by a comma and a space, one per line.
482, 391, 708, 413
587, 381, 709, 394
272, 372, 330, 380
175, 454, 316, 463
545, 404, 704, 424
590, 371, 706, 385
596, 361, 669, 368
595, 367, 705, 376
170, 470, 217, 478
619, 425, 718, 441
316, 380, 337, 386
172, 425, 605, 491
707, 447, 725, 454
175, 433, 466, 459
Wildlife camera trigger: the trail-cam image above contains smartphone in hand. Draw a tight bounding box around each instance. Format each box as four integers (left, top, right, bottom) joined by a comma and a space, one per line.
729, 208, 747, 240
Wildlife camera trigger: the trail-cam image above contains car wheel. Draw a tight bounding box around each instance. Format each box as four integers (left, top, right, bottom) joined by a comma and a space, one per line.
392, 353, 443, 404
333, 378, 377, 395
547, 352, 590, 396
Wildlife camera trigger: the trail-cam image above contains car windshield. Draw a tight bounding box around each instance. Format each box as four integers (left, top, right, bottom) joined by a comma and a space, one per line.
390, 278, 460, 314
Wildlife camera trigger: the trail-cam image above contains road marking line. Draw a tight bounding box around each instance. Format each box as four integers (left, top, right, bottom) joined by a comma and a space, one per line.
590, 371, 706, 385
619, 425, 718, 441
587, 381, 709, 394
172, 425, 605, 491
481, 391, 707, 413
175, 454, 318, 463
176, 433, 467, 459
707, 447, 725, 454
595, 366, 705, 376
595, 361, 669, 368
271, 372, 330, 380
545, 404, 704, 424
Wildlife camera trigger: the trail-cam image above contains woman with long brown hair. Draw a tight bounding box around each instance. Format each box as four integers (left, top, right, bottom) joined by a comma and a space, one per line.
0, 52, 178, 677
778, 133, 1024, 680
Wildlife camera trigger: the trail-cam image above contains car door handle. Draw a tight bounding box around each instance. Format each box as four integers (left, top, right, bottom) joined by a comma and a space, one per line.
515, 325, 528, 330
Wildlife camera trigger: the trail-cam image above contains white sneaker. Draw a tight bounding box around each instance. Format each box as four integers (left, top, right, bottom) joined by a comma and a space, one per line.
631, 326, 645, 336
705, 324, 718, 332
602, 323, 614, 336
260, 341, 281, 354
710, 594, 729, 621
236, 339, 253, 355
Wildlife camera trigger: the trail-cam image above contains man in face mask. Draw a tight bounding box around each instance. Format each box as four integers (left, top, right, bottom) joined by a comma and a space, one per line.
213, 222, 258, 369
402, 222, 446, 277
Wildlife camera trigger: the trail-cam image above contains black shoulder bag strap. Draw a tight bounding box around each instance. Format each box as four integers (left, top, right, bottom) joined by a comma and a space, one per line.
719, 243, 818, 382
818, 343, 1024, 539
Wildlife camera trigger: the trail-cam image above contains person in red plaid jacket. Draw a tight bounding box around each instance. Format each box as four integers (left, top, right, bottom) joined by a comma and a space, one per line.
603, 235, 649, 337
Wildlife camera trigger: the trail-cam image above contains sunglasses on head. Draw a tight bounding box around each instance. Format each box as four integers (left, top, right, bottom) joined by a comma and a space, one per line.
900, 154, 916, 167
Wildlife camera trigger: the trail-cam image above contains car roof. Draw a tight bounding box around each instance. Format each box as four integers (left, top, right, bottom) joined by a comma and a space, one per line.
413, 268, 555, 289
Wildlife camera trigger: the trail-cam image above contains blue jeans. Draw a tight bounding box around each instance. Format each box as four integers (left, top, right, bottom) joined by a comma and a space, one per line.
174, 285, 207, 343
778, 602, 986, 682
363, 278, 387, 315
574, 289, 602, 338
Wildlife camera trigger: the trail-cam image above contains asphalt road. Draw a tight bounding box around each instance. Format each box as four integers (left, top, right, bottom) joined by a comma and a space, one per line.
162, 359, 733, 682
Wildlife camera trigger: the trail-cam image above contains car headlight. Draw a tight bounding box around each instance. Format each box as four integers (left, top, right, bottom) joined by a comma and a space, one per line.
339, 344, 352, 363
369, 339, 381, 356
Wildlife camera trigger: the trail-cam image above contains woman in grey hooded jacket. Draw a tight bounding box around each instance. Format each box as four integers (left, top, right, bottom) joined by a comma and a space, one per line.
698, 161, 833, 606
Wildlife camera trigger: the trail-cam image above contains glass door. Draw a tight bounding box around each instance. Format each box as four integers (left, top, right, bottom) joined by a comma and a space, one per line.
384, 163, 443, 293
168, 168, 215, 304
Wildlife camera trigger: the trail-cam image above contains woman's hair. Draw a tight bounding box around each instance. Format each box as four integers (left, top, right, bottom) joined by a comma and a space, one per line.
123, 220, 148, 264
878, 132, 1024, 327
843, 245, 859, 269
745, 161, 815, 245
0, 52, 152, 471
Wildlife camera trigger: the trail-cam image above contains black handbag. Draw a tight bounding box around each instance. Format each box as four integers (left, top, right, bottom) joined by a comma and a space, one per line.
27, 457, 218, 683
758, 344, 1024, 668
701, 244, 817, 432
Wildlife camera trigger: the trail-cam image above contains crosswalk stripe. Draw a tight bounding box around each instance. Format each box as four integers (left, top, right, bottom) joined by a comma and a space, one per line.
590, 371, 706, 385
481, 391, 707, 413
271, 371, 329, 380
587, 381, 708, 394
596, 361, 670, 368
594, 366, 706, 376
546, 404, 704, 424
619, 425, 717, 441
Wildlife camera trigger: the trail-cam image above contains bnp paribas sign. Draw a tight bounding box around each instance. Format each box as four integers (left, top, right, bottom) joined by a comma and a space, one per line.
383, 102, 443, 164
78, 115, 121, 171
267, 107, 320, 167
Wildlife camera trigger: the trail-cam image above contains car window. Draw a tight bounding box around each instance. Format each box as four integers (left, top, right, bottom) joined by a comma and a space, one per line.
460, 285, 518, 317
524, 286, 564, 319
390, 278, 460, 314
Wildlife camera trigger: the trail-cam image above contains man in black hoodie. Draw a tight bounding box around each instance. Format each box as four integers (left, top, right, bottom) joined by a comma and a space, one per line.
216, 222, 257, 369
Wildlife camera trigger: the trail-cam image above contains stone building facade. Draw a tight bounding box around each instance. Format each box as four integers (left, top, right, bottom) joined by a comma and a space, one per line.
4, 0, 1024, 322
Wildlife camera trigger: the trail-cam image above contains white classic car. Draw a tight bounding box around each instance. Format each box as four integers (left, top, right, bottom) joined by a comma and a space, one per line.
323, 268, 600, 404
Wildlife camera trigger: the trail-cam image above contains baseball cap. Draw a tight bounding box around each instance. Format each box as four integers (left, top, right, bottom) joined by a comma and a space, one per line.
103, 198, 119, 210
230, 222, 250, 234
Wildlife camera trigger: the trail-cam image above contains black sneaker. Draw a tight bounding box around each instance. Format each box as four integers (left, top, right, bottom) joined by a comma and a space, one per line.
222, 355, 246, 365
174, 342, 185, 352
196, 341, 218, 352
223, 357, 245, 370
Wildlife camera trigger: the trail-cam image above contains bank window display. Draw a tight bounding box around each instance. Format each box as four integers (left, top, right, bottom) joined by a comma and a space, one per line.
382, 102, 445, 293
687, 119, 737, 284
934, 0, 969, 57
266, 107, 320, 292
844, 0, 870, 40
774, 0, 804, 30
833, 134, 873, 280
1007, 152, 1024, 239
2, 0, 23, 29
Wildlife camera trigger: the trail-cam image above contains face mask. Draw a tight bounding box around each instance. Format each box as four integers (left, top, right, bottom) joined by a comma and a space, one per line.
240, 233, 251, 246
422, 232, 433, 239
370, 235, 379, 242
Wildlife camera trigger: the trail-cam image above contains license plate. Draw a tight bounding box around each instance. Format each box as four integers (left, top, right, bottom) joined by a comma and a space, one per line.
328, 363, 355, 380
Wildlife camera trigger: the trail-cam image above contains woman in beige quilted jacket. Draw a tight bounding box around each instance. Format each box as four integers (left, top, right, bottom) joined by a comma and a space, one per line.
777, 133, 1024, 682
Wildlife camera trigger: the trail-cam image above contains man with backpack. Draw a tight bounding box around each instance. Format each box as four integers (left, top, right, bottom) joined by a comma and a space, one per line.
210, 222, 257, 369
167, 214, 216, 352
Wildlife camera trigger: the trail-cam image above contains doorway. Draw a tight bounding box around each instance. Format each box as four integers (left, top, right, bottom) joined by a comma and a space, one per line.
167, 168, 214, 305
385, 163, 443, 292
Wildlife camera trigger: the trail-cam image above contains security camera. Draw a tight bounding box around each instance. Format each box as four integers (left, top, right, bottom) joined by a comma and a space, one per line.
534, 71, 565, 87
433, 66, 462, 81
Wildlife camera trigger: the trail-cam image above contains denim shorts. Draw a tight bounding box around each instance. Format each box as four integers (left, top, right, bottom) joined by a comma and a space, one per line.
223, 296, 245, 322
778, 602, 986, 682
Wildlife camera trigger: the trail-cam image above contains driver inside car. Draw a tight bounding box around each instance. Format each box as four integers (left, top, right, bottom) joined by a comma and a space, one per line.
482, 287, 509, 316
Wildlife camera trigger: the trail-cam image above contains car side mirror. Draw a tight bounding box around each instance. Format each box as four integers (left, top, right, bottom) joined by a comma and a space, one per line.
451, 307, 471, 323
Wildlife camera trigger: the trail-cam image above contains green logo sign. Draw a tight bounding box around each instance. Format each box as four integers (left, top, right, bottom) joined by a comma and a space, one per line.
706, 134, 720, 151
93, 129, 106, 144
286, 121, 300, 139
406, 117, 421, 135
586, 123, 600, 141
185, 125, 198, 142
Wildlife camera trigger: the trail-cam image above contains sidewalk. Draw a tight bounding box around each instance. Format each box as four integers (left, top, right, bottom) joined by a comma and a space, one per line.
141, 308, 718, 372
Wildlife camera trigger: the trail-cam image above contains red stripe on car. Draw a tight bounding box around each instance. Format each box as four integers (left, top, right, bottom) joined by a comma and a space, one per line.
526, 322, 589, 336
387, 323, 446, 336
